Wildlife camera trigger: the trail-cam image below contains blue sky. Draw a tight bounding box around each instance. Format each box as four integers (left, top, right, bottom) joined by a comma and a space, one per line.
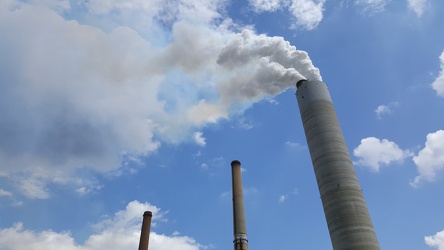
1, 0, 444, 249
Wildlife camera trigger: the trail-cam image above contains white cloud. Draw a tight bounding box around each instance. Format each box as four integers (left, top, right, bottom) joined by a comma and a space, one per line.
243, 187, 259, 195
264, 96, 279, 105
249, 0, 282, 12
0, 1, 320, 198
408, 0, 427, 17
375, 105, 391, 119
0, 200, 204, 250
193, 132, 207, 147
278, 188, 299, 203
0, 189, 12, 197
200, 163, 209, 170
285, 141, 305, 150
411, 130, 444, 187
236, 117, 255, 130
219, 191, 230, 199
425, 229, 444, 250
75, 185, 103, 196
432, 50, 444, 97
374, 102, 399, 119
18, 178, 51, 199
353, 137, 413, 172
247, 0, 325, 30
355, 0, 390, 14
289, 0, 325, 30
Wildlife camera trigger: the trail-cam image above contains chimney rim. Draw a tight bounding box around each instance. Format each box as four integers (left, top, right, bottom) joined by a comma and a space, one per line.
231, 160, 241, 166
296, 79, 308, 88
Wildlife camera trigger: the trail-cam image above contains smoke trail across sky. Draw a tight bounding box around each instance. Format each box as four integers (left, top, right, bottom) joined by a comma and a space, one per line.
0, 1, 320, 198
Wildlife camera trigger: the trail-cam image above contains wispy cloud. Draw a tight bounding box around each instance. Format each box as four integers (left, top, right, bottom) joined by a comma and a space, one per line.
249, 0, 282, 12
0, 189, 12, 197
244, 187, 259, 195
408, 0, 428, 17
236, 117, 255, 130
285, 141, 305, 150
278, 188, 299, 203
355, 0, 390, 15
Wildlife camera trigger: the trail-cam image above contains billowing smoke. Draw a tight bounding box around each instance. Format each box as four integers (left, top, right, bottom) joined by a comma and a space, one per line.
0, 1, 320, 197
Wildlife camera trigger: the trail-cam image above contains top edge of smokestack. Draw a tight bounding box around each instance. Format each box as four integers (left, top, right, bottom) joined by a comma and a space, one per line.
143, 211, 153, 217
296, 79, 308, 89
231, 160, 241, 166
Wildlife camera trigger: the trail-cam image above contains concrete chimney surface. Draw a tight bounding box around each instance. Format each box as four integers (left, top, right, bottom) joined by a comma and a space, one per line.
296, 80, 380, 250
231, 160, 248, 250
138, 211, 153, 250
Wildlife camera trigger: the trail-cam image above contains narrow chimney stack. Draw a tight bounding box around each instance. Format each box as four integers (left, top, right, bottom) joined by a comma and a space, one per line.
231, 160, 248, 250
295, 80, 380, 250
138, 211, 153, 250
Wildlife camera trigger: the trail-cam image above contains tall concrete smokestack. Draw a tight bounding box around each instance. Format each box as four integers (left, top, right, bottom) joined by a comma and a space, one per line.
295, 80, 380, 250
138, 211, 153, 250
231, 160, 248, 250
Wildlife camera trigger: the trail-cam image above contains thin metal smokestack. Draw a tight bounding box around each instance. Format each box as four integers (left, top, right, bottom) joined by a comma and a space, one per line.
138, 211, 153, 250
231, 160, 248, 250
295, 80, 380, 250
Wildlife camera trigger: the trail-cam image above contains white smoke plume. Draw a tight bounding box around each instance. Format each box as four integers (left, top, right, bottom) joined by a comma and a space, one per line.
0, 1, 320, 197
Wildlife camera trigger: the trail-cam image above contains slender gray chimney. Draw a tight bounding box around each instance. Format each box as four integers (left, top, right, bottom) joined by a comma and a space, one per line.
295, 80, 380, 250
138, 211, 153, 250
231, 160, 248, 250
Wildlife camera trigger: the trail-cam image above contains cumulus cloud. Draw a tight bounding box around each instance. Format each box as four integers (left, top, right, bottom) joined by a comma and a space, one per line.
288, 0, 325, 30
411, 130, 444, 187
425, 229, 444, 250
374, 105, 391, 119
353, 137, 413, 172
374, 102, 399, 119
0, 1, 320, 198
0, 200, 204, 250
432, 50, 444, 97
408, 0, 427, 17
